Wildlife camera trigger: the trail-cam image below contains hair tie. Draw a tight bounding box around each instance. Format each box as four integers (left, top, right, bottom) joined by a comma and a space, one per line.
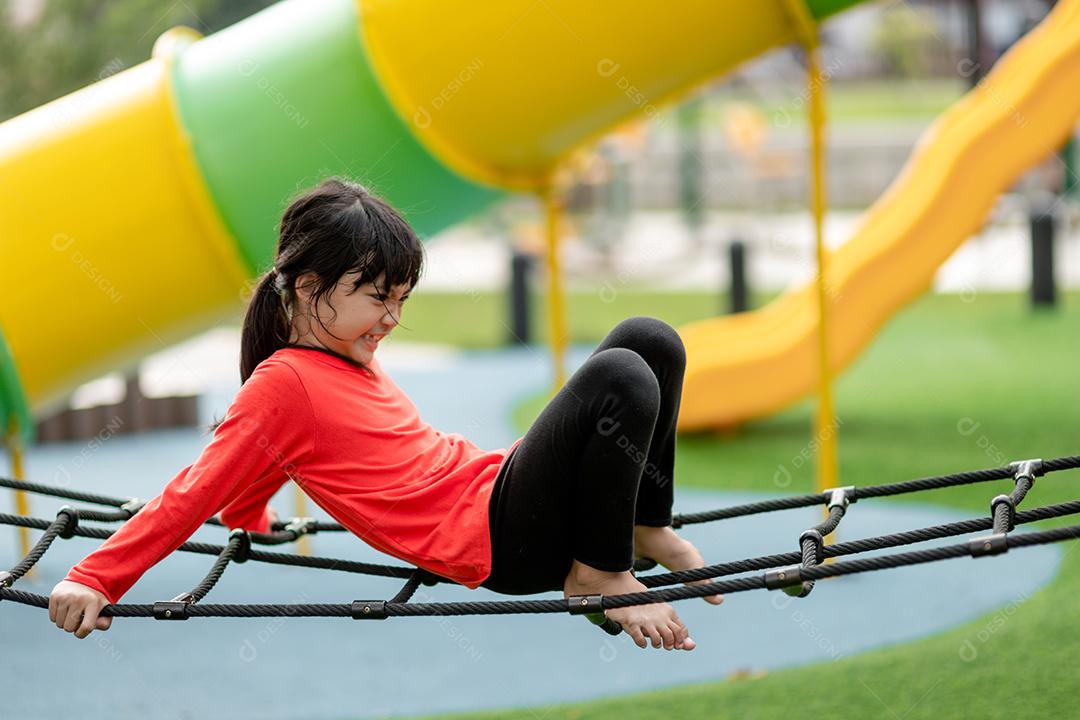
271, 266, 288, 294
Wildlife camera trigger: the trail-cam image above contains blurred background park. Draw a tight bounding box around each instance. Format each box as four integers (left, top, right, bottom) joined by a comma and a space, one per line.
2, 0, 1079, 719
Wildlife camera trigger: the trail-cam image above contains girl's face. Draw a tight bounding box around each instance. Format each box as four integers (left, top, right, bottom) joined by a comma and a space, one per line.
289, 270, 411, 365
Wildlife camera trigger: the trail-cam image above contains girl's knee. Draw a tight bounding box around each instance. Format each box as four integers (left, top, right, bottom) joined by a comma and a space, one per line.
585, 348, 660, 410
610, 316, 686, 368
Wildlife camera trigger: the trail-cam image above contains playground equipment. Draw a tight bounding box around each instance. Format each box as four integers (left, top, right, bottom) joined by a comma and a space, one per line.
0, 0, 872, 567
679, 0, 1080, 431
0, 0, 865, 447
3, 455, 1079, 635
1, 0, 1078, 474
4, 0, 1080, 648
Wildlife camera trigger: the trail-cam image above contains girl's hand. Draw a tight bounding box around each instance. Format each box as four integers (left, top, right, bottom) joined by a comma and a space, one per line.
49, 580, 112, 639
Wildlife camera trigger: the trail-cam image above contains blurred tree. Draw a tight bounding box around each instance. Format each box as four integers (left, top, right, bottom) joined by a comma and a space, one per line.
0, 0, 276, 122
677, 94, 705, 248
870, 4, 940, 79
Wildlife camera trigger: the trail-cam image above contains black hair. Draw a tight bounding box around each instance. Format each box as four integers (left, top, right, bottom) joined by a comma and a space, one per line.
204, 177, 424, 434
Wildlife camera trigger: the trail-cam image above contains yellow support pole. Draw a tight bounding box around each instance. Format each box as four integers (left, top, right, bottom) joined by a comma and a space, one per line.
6, 417, 33, 578
292, 486, 311, 557
542, 183, 569, 391
782, 0, 840, 526
806, 47, 838, 499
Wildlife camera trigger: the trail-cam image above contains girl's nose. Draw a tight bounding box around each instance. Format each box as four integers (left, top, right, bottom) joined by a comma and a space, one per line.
381, 304, 402, 327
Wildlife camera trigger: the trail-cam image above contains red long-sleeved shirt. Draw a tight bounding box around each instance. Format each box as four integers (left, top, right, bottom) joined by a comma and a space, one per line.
64, 345, 522, 604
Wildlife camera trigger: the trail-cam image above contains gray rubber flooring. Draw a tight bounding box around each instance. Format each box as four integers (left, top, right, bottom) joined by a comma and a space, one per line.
1, 344, 1061, 719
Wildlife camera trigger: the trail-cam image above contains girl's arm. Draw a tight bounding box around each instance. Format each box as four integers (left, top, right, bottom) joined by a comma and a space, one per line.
60, 361, 316, 605
217, 472, 291, 533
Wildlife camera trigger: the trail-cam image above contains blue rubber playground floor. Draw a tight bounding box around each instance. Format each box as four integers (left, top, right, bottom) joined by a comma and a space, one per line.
1, 343, 1061, 720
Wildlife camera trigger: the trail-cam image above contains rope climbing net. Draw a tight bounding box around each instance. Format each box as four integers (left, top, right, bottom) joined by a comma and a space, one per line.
2, 454, 1079, 636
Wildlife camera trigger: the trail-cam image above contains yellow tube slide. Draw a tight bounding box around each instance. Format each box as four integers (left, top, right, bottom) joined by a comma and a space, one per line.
0, 30, 249, 421
677, 0, 1080, 431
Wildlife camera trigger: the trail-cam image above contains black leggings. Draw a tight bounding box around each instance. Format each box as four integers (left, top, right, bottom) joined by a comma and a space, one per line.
481, 316, 686, 595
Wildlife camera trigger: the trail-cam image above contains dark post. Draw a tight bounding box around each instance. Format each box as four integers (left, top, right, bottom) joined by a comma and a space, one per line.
123, 373, 147, 433
508, 247, 533, 344
965, 0, 990, 88
1029, 198, 1057, 308
729, 240, 748, 314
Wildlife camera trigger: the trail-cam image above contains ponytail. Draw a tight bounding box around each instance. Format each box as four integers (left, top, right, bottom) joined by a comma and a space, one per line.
240, 267, 291, 385
204, 269, 289, 435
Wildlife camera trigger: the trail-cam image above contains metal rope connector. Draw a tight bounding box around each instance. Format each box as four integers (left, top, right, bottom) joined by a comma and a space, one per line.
0, 570, 13, 588
822, 486, 856, 510
566, 594, 603, 615
567, 595, 622, 635
284, 517, 318, 537
990, 494, 1017, 533
1009, 458, 1044, 484
154, 593, 194, 620
799, 529, 825, 566
120, 497, 146, 517
969, 533, 1008, 558
351, 600, 387, 620
764, 565, 804, 595
228, 528, 252, 563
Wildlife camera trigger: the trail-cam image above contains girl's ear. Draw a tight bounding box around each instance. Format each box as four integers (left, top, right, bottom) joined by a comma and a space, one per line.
292, 272, 319, 303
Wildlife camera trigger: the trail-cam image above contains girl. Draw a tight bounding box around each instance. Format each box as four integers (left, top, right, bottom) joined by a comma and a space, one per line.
48, 178, 722, 650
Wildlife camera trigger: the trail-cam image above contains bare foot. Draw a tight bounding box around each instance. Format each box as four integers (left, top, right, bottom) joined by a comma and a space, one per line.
564, 559, 696, 651
634, 526, 725, 605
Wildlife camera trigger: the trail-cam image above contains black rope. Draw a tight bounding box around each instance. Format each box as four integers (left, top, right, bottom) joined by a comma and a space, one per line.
635, 498, 1080, 587
177, 533, 249, 604
0, 476, 129, 507
3, 509, 77, 586
673, 491, 827, 526
7, 454, 1078, 532
3, 454, 1080, 629
0, 510, 420, 579
390, 570, 427, 604
5, 522, 1079, 619
673, 455, 1080, 526
0, 476, 346, 532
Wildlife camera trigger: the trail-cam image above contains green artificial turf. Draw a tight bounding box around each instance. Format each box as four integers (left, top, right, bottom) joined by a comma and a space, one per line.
395, 290, 1080, 720
394, 289, 768, 349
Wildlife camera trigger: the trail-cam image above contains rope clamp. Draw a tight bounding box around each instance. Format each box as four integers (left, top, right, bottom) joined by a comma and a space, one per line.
0, 570, 13, 588
55, 506, 79, 539
284, 517, 318, 537
229, 528, 252, 563
968, 533, 1008, 558
1009, 459, 1044, 484
351, 600, 387, 620
567, 594, 604, 615
823, 486, 856, 510
799, 529, 825, 565
764, 565, 804, 592
120, 498, 146, 517
153, 600, 192, 620
990, 494, 1016, 533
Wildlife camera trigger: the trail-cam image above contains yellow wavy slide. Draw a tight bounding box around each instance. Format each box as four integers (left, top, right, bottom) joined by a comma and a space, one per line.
677, 0, 1080, 432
